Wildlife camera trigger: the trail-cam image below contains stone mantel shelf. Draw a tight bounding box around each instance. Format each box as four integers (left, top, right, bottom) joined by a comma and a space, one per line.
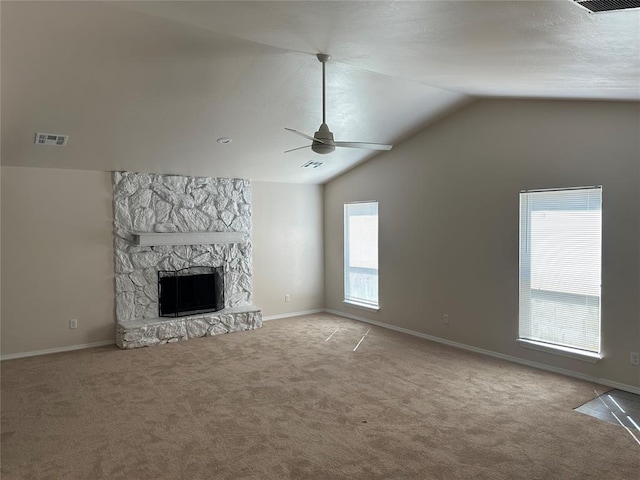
133, 231, 249, 247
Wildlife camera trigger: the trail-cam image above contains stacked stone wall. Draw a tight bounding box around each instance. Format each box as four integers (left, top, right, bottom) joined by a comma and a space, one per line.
113, 172, 252, 323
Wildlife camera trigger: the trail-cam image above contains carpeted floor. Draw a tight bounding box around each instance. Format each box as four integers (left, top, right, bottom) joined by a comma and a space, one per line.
1, 313, 638, 479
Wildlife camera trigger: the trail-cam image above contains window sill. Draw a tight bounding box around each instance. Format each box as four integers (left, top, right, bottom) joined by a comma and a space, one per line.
517, 339, 601, 364
343, 301, 379, 312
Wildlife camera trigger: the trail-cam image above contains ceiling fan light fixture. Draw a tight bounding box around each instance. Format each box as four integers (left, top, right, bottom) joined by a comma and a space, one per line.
311, 144, 336, 154
311, 123, 336, 154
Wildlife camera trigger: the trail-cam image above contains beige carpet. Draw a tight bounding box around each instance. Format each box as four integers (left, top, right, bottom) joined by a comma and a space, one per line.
1, 313, 638, 479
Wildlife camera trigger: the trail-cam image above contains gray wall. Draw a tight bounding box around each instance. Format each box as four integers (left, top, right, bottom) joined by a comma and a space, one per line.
324, 99, 640, 388
252, 182, 324, 317
0, 168, 324, 355
1, 167, 115, 354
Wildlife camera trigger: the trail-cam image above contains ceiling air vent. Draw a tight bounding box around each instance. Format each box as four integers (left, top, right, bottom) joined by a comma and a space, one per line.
571, 0, 640, 13
301, 161, 323, 169
34, 132, 68, 146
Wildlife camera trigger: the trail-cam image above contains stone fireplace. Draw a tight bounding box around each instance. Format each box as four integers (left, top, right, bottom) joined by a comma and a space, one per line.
112, 171, 262, 349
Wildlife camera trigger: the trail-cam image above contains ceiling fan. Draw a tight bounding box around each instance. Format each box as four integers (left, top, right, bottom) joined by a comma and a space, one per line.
285, 54, 393, 155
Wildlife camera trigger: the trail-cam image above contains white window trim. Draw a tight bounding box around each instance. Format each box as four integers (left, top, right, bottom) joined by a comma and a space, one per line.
344, 201, 379, 309
517, 338, 602, 363
343, 300, 380, 312
518, 185, 602, 356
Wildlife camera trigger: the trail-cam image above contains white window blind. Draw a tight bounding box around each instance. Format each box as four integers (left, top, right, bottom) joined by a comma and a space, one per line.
519, 187, 602, 354
344, 202, 378, 308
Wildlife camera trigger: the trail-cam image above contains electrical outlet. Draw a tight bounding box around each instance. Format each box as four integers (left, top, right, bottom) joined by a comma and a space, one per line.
631, 352, 640, 366
443, 314, 449, 325
69, 319, 78, 329
285, 294, 290, 303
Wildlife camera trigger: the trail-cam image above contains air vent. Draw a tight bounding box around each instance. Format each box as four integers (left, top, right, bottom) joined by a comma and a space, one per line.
572, 0, 640, 13
34, 132, 68, 146
301, 161, 323, 169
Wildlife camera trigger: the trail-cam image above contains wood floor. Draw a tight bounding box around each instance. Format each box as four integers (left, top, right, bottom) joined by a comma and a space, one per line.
575, 389, 640, 435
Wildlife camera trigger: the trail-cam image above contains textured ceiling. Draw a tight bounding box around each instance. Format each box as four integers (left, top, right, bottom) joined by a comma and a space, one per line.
2, 1, 639, 184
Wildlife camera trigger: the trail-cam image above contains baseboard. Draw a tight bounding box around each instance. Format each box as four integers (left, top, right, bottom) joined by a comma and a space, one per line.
262, 309, 325, 321
325, 309, 640, 396
1, 340, 116, 361
1, 310, 326, 359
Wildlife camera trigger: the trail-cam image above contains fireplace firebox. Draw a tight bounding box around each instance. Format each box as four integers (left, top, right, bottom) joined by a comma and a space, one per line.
158, 266, 224, 317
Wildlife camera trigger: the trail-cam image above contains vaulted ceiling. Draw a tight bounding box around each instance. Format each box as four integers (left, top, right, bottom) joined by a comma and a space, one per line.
2, 1, 639, 183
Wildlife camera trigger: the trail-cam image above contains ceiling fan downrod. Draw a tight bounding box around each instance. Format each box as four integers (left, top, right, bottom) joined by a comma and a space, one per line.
317, 53, 331, 125
313, 54, 335, 154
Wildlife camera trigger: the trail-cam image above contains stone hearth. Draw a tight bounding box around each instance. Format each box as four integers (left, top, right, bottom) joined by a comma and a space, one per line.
116, 306, 261, 349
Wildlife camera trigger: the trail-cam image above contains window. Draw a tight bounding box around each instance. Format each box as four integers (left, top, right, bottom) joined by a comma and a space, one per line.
519, 186, 602, 357
344, 202, 379, 309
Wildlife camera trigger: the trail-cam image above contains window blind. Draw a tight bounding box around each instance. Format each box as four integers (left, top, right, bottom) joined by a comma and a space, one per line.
519, 187, 602, 353
344, 202, 379, 308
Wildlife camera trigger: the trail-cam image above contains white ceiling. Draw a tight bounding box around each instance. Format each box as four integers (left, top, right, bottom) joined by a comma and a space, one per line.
2, 1, 639, 184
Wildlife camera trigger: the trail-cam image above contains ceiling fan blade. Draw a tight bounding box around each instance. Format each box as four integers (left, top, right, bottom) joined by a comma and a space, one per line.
284, 145, 312, 154
284, 128, 325, 144
334, 141, 393, 151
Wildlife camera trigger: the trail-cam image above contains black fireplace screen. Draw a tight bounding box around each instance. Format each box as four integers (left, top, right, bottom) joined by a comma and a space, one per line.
158, 266, 224, 317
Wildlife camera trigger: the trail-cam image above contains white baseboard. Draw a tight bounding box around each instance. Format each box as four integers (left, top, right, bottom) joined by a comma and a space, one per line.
1, 311, 325, 359
1, 340, 115, 361
325, 309, 640, 396
1, 310, 325, 359
262, 309, 325, 321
